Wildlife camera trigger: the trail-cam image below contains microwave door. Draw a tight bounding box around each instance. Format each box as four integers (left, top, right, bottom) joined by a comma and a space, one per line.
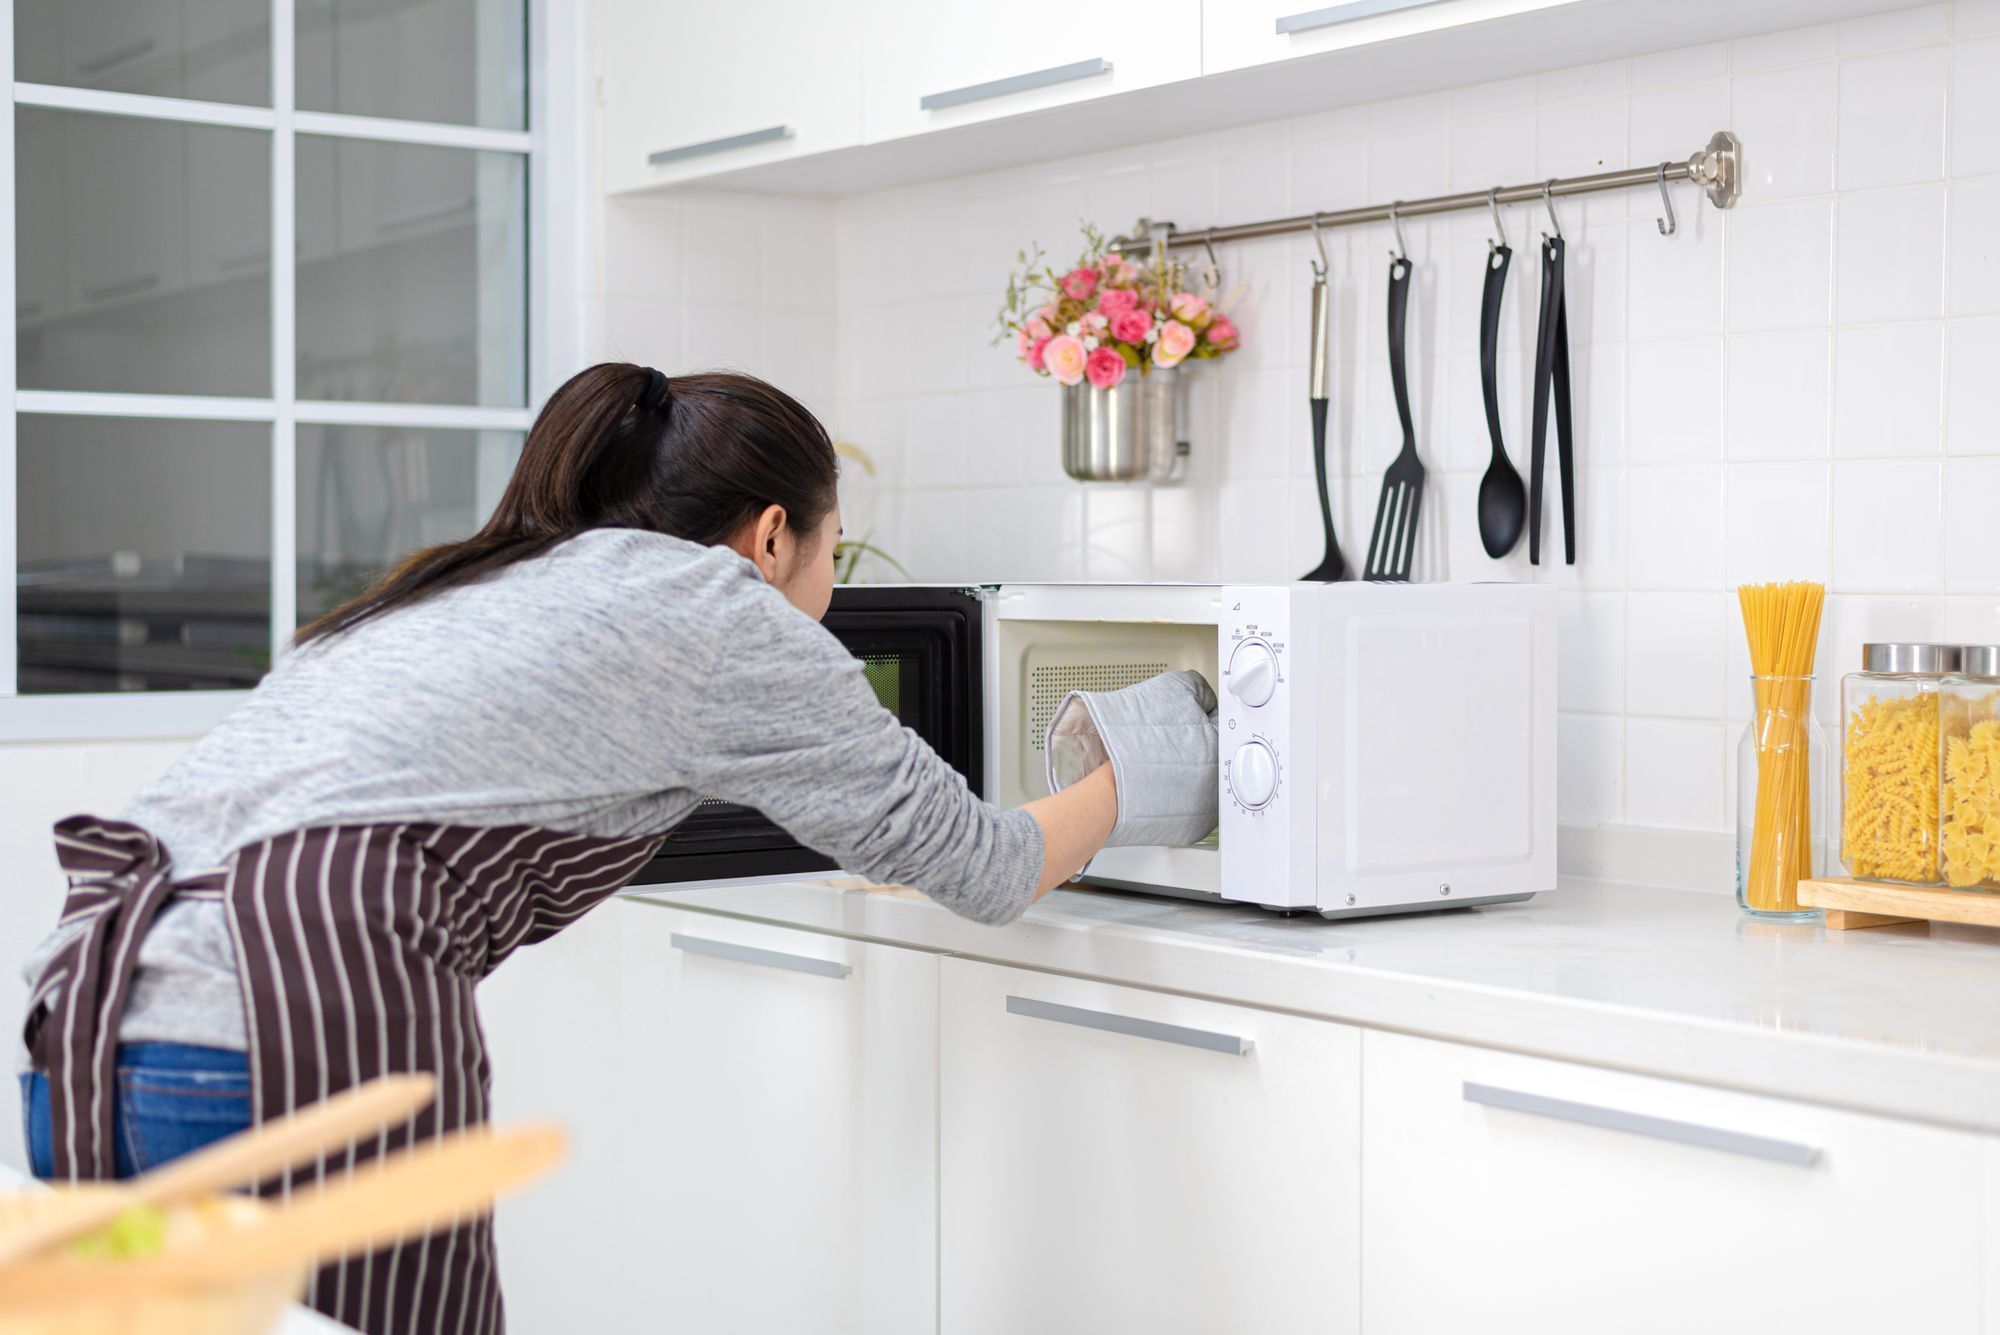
627, 585, 988, 888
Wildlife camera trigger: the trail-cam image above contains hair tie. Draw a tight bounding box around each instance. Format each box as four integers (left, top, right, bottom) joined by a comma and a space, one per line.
637, 366, 671, 415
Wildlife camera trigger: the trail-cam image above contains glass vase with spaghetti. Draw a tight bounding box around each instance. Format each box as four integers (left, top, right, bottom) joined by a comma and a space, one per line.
1735, 582, 1828, 919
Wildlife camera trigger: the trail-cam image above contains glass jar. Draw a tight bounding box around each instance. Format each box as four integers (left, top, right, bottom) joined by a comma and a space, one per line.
1841, 643, 1959, 885
1736, 674, 1829, 919
1941, 645, 2000, 891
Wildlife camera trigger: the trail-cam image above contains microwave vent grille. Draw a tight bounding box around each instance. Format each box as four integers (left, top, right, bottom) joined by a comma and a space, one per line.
1027, 662, 1167, 751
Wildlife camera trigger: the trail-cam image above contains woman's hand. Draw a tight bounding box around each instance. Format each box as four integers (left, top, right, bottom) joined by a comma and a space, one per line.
1024, 761, 1117, 898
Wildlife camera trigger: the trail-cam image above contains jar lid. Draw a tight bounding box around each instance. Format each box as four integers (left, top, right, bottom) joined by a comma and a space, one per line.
1959, 645, 2000, 678
1861, 642, 1961, 674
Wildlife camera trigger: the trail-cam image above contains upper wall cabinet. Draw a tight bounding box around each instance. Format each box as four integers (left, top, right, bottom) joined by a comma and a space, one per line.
858, 0, 1200, 145
600, 0, 864, 194
1203, 0, 1577, 77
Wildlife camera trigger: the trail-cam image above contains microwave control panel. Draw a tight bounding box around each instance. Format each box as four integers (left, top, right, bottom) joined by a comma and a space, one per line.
1218, 586, 1315, 909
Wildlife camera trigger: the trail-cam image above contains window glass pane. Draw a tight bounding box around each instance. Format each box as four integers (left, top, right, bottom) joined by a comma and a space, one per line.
296, 425, 521, 626
296, 136, 526, 406
15, 0, 270, 106
17, 109, 272, 397
296, 0, 526, 130
18, 415, 271, 694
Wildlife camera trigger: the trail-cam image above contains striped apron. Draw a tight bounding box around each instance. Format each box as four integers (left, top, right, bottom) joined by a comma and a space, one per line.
25, 815, 666, 1335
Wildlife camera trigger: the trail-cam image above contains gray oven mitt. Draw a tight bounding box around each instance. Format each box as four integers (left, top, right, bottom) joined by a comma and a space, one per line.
1043, 669, 1219, 848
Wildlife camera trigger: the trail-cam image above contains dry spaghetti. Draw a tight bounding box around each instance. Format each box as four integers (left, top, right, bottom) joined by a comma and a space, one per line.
1737, 582, 1825, 913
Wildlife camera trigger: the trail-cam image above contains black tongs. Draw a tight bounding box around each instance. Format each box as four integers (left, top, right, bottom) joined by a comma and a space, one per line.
1528, 185, 1575, 566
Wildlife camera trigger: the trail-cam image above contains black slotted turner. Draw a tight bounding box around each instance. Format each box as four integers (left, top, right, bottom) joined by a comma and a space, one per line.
1364, 255, 1423, 582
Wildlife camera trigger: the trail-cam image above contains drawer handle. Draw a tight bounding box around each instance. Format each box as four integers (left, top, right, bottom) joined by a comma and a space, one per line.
1006, 995, 1252, 1056
670, 932, 851, 979
1462, 1082, 1823, 1167
920, 58, 1112, 112
647, 124, 792, 167
1277, 0, 1450, 36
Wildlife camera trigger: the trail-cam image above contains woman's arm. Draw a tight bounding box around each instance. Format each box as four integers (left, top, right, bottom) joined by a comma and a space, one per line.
1022, 761, 1116, 899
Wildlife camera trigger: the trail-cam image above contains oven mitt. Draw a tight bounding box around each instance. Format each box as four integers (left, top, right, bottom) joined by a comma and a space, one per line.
1043, 669, 1219, 848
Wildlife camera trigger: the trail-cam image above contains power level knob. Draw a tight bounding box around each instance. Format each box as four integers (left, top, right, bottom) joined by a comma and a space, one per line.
1225, 638, 1278, 708
1229, 739, 1278, 809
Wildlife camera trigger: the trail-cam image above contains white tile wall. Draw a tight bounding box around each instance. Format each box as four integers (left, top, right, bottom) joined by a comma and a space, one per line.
595, 4, 2000, 884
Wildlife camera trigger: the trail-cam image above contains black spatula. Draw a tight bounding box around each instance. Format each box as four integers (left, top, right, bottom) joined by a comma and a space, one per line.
1363, 254, 1423, 582
1301, 241, 1345, 582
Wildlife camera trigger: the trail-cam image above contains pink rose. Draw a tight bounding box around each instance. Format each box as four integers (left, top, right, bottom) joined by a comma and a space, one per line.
1204, 315, 1239, 350
1098, 288, 1140, 316
1152, 319, 1196, 368
1042, 333, 1088, 385
1026, 317, 1052, 340
1079, 311, 1110, 337
1110, 308, 1153, 344
1027, 335, 1051, 371
1085, 346, 1127, 389
1169, 292, 1210, 324
1060, 266, 1099, 301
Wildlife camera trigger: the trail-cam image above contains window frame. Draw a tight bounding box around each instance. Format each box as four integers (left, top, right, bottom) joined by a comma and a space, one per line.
0, 0, 575, 741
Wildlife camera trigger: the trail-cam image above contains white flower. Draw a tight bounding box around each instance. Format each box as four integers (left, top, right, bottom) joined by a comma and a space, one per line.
1082, 336, 1099, 351
1144, 326, 1160, 343
1065, 322, 1081, 337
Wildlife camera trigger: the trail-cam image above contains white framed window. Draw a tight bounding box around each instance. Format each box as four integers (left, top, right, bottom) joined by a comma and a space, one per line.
1, 0, 574, 741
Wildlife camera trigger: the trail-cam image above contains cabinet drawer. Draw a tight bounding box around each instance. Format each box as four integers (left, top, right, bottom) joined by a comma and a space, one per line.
940, 960, 1359, 1335
1203, 0, 1577, 77
1362, 1030, 1982, 1334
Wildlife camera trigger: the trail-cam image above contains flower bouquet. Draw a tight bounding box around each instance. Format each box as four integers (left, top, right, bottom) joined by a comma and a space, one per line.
995, 225, 1240, 482
994, 224, 1241, 388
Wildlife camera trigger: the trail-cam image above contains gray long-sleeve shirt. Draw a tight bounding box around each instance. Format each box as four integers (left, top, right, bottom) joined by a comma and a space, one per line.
23, 529, 1042, 1053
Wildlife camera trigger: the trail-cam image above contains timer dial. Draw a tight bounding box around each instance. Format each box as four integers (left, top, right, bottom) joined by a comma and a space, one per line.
1225, 638, 1278, 708
1229, 739, 1278, 809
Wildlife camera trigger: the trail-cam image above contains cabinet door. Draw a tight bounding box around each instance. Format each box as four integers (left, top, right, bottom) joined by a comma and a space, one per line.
861, 0, 1200, 145
1203, 0, 1576, 77
1362, 1030, 1983, 1335
634, 903, 938, 1334
939, 959, 1359, 1335
600, 0, 863, 193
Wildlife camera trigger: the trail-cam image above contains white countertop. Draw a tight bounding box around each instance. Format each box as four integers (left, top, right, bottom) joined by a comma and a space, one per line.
627, 876, 2000, 1134
0, 1161, 351, 1333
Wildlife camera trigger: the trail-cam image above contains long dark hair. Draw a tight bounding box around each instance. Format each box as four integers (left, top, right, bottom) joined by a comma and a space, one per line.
296, 364, 840, 645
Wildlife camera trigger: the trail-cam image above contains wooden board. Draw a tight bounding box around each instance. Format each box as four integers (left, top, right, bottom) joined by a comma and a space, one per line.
1797, 877, 2000, 931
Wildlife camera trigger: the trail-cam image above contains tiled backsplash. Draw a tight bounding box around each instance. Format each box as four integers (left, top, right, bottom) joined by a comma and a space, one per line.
591, 1, 2000, 886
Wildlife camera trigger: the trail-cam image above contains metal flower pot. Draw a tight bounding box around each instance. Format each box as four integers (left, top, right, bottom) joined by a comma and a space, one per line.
1060, 367, 1184, 483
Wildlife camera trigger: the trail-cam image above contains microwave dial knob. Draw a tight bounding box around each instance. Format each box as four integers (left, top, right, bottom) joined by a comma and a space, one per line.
1226, 638, 1278, 707
1229, 739, 1278, 809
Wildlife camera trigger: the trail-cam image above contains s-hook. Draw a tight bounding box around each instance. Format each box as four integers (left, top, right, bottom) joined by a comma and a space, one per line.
1309, 212, 1329, 281
1540, 180, 1562, 241
1654, 162, 1677, 237
1202, 229, 1223, 292
1487, 187, 1507, 254
1388, 201, 1408, 264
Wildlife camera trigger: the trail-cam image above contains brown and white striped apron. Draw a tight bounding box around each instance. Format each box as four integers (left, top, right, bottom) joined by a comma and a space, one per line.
26, 814, 666, 1335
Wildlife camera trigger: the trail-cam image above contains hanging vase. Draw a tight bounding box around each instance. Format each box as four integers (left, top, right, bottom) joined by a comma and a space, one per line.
1060, 367, 1184, 483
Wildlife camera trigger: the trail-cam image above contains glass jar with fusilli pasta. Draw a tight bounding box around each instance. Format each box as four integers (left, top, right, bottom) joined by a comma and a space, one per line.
1842, 643, 1959, 884
1941, 645, 2000, 891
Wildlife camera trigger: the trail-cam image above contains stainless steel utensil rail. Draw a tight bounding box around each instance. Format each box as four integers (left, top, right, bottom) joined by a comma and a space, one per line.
1112, 130, 1739, 254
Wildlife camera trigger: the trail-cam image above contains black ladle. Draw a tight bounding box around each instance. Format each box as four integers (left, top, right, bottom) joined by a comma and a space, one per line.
1302, 215, 1346, 582
1476, 190, 1526, 559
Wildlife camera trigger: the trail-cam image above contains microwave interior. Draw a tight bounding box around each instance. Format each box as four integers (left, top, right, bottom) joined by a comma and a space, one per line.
996, 616, 1222, 896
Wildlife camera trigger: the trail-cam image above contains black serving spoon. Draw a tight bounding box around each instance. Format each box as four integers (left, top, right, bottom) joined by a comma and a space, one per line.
1476, 190, 1526, 558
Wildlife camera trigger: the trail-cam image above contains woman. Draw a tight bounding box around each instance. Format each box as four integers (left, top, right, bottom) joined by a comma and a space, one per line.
18, 364, 1213, 1334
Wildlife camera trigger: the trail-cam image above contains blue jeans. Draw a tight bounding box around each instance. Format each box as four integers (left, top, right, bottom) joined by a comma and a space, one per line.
19, 1042, 251, 1180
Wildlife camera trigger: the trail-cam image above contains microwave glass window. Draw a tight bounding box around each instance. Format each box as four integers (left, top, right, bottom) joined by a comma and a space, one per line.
860, 653, 906, 716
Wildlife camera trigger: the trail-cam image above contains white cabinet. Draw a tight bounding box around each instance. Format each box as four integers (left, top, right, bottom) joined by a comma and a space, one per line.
937, 959, 1360, 1335
859, 0, 1199, 145
628, 903, 938, 1335
600, 0, 863, 194
1361, 1030, 1984, 1335
1202, 0, 1578, 76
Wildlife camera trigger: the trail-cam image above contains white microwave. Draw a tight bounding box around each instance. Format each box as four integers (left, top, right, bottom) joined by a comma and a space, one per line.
988, 582, 1557, 918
